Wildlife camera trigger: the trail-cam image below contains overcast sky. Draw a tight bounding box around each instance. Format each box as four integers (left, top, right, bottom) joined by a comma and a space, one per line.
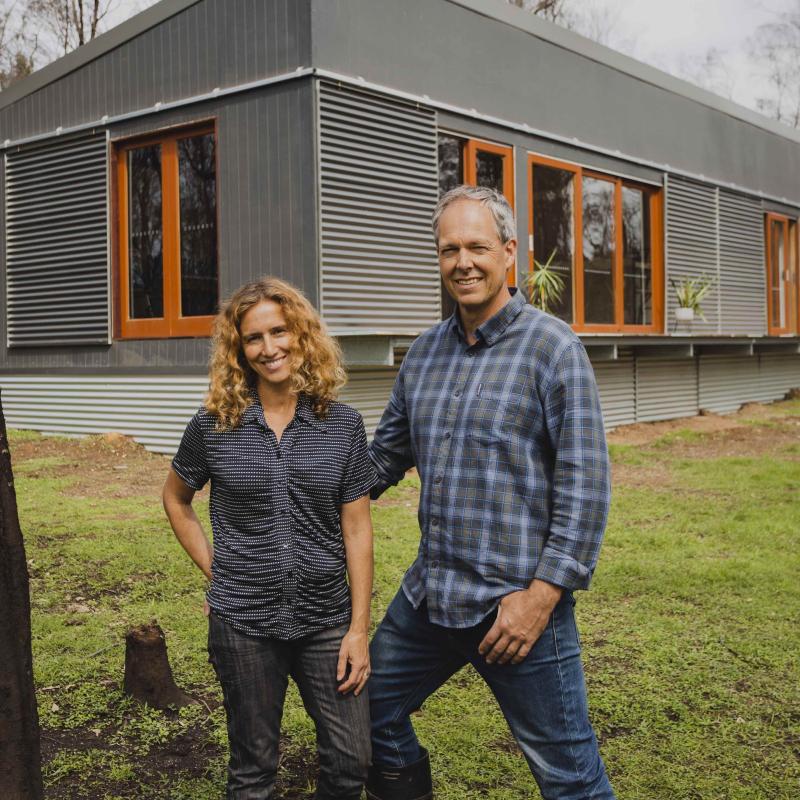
105, 0, 793, 114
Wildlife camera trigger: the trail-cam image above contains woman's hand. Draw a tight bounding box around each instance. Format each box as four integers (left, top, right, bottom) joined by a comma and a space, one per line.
336, 628, 370, 696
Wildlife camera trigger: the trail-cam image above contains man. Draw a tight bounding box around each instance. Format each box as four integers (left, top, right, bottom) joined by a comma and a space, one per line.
365, 186, 615, 800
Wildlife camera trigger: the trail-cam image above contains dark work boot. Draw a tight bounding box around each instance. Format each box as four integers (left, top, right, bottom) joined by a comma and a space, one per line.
365, 748, 433, 800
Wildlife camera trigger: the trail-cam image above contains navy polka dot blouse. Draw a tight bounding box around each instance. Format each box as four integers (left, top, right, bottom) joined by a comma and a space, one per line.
172, 393, 377, 640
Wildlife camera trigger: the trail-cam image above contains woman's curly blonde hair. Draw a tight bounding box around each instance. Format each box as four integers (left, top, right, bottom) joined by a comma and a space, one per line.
205, 277, 346, 429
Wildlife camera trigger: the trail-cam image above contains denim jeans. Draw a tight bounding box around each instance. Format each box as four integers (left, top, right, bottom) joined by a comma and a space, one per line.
208, 613, 371, 800
369, 590, 615, 800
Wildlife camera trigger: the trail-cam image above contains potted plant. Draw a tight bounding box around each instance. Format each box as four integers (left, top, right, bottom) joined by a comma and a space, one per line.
670, 275, 714, 322
526, 248, 565, 314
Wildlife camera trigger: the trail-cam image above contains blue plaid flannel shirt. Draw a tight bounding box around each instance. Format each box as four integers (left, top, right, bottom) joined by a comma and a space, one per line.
369, 289, 611, 628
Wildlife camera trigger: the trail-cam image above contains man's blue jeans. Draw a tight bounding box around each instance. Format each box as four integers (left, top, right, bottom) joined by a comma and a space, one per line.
369, 590, 615, 800
208, 613, 371, 800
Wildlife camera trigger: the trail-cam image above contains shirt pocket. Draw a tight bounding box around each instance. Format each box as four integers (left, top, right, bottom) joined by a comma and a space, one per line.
464, 375, 531, 442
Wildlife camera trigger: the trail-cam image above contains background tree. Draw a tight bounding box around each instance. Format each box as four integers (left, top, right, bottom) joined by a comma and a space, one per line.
0, 395, 43, 800
0, 1, 36, 89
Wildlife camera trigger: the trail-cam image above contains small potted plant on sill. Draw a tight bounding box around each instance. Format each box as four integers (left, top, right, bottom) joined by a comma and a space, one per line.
526, 248, 565, 314
670, 275, 714, 323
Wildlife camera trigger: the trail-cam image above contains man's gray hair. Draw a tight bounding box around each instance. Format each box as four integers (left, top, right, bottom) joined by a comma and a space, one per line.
432, 185, 517, 245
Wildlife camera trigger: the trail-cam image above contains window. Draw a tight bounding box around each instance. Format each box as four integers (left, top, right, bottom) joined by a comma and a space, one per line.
438, 133, 515, 288
528, 154, 663, 333
765, 213, 798, 335
116, 124, 218, 338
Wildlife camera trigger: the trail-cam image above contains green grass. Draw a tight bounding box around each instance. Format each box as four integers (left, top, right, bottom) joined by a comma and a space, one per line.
10, 419, 800, 799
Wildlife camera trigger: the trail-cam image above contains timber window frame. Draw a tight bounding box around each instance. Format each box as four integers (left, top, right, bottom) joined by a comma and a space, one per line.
114, 122, 219, 339
764, 212, 799, 336
527, 153, 664, 334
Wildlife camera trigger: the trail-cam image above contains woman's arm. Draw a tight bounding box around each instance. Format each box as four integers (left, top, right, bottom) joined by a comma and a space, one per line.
162, 468, 213, 581
336, 494, 374, 696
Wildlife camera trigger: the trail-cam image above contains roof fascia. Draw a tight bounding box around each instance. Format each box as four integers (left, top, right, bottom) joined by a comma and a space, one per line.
0, 0, 203, 113
446, 0, 800, 146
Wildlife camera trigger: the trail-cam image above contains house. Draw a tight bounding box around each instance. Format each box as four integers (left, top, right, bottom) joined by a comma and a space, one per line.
0, 0, 798, 452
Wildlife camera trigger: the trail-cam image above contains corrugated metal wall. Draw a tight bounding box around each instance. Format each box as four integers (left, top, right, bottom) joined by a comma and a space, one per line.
592, 352, 635, 428
665, 175, 721, 333
318, 82, 441, 333
698, 355, 761, 413
636, 357, 699, 422
718, 190, 766, 335
5, 133, 109, 347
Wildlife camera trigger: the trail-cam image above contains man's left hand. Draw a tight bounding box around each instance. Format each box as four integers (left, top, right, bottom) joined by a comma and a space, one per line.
478, 580, 563, 665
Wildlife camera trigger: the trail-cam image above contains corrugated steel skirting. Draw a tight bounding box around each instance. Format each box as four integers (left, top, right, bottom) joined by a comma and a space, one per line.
1, 355, 797, 454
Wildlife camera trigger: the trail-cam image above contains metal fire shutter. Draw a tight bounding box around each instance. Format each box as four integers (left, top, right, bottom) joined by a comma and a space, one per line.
318, 83, 440, 334
665, 175, 720, 333
718, 190, 766, 335
635, 358, 699, 422
5, 132, 109, 347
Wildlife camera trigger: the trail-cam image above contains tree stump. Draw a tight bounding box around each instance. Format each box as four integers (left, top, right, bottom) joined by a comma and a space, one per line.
0, 396, 44, 800
123, 623, 196, 709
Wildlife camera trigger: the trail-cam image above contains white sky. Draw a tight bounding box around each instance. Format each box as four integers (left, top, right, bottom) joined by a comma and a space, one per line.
104, 0, 795, 113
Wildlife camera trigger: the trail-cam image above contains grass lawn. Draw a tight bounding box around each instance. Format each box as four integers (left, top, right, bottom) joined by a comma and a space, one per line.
8, 400, 800, 799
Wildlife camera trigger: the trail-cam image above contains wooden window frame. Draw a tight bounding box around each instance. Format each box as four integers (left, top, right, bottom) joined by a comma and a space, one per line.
527, 153, 664, 334
114, 121, 219, 340
765, 212, 799, 336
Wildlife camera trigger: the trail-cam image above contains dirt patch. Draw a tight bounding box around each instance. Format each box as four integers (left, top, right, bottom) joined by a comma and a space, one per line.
607, 411, 745, 446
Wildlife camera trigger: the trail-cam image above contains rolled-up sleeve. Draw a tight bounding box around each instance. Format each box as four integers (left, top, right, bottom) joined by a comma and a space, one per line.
535, 342, 610, 590
368, 364, 415, 498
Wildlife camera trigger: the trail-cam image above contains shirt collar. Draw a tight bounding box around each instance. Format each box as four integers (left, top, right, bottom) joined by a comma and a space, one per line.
243, 388, 326, 431
447, 287, 526, 347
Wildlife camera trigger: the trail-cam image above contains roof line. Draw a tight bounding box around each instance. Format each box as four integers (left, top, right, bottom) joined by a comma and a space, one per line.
0, 0, 202, 112
445, 0, 800, 146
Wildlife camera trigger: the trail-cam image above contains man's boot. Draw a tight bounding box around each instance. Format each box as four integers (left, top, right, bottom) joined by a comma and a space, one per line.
365, 748, 433, 800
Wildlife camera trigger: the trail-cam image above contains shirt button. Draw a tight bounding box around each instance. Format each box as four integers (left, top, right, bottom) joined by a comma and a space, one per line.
434, 475, 442, 484
444, 432, 451, 440
431, 560, 439, 569
431, 518, 439, 527
283, 543, 289, 549
276, 452, 282, 459
467, 351, 474, 358
454, 389, 461, 397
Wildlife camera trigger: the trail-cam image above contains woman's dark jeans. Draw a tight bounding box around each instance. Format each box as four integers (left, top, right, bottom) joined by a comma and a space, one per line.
208, 613, 371, 800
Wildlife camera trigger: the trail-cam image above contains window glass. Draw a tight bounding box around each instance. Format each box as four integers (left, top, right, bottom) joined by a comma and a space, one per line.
128, 145, 163, 319
178, 133, 218, 317
770, 218, 786, 329
622, 186, 652, 326
532, 163, 574, 323
582, 176, 615, 325
438, 134, 463, 195
476, 150, 504, 193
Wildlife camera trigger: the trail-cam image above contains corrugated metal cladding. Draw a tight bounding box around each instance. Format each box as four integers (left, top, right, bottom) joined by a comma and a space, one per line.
5, 133, 109, 347
718, 191, 766, 335
318, 82, 441, 334
636, 358, 699, 422
665, 175, 721, 333
0, 367, 400, 454
592, 352, 635, 429
699, 354, 800, 411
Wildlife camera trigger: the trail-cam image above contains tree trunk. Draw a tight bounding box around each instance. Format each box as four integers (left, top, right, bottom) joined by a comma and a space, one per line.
123, 623, 196, 710
0, 396, 43, 800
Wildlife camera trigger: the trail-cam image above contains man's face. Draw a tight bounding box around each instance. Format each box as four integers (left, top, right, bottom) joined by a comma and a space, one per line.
437, 199, 516, 324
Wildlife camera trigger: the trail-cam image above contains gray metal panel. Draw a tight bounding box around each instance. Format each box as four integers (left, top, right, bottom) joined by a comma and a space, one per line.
0, 82, 318, 369
0, 0, 312, 142
5, 133, 109, 347
591, 353, 635, 429
339, 367, 399, 436
718, 191, 766, 336
318, 83, 440, 333
310, 0, 800, 205
635, 358, 698, 422
757, 354, 800, 400
665, 175, 720, 334
698, 354, 761, 413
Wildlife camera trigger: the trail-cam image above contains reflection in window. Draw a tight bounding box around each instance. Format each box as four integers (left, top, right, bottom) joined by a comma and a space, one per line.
438, 134, 464, 196
179, 134, 218, 317
476, 151, 504, 193
128, 145, 163, 319
770, 218, 786, 330
582, 176, 615, 325
532, 164, 574, 322
622, 187, 652, 326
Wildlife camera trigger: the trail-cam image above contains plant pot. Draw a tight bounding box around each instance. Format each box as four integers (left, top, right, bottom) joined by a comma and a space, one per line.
675, 307, 695, 322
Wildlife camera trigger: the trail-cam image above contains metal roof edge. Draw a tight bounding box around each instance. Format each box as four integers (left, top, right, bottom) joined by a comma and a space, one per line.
446, 0, 800, 146
0, 0, 203, 113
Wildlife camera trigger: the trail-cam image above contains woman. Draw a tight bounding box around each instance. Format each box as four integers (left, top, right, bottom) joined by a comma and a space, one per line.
163, 277, 375, 800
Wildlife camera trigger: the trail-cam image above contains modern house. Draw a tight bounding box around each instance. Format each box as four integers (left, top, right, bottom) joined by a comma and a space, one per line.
0, 0, 798, 452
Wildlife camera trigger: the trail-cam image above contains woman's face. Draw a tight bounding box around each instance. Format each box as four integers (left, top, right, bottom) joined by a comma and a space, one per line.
239, 300, 295, 392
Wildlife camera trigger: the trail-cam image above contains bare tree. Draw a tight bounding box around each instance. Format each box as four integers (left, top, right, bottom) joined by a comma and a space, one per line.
675, 47, 735, 101
748, 1, 800, 128
27, 0, 118, 58
506, 0, 575, 26
0, 1, 37, 89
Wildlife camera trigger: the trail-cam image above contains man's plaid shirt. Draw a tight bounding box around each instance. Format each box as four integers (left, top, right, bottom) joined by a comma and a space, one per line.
369, 289, 611, 628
